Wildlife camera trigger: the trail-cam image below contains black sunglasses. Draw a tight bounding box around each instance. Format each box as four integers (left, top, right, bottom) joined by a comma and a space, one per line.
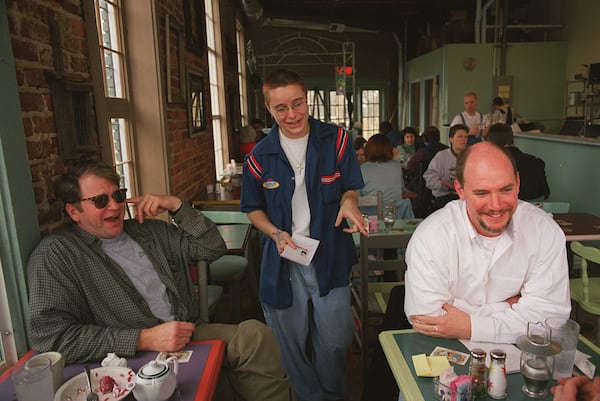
79, 188, 128, 209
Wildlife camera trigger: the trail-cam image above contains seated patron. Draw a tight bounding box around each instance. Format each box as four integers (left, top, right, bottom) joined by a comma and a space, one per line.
27, 160, 292, 401
405, 142, 571, 342
423, 124, 468, 210
395, 126, 419, 166
360, 134, 414, 219
353, 136, 367, 165
487, 123, 550, 200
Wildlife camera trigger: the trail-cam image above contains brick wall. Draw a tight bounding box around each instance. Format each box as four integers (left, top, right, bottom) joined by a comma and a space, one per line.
7, 0, 238, 235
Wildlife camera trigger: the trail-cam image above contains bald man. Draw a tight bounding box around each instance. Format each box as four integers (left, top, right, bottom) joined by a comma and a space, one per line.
404, 142, 570, 343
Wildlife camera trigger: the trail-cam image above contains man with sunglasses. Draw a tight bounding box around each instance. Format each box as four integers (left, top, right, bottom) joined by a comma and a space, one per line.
27, 160, 293, 401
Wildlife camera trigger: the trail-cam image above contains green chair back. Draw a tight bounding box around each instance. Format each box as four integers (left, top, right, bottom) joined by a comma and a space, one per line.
202, 210, 250, 224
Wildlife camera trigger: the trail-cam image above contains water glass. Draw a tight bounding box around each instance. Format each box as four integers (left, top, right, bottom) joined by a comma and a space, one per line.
546, 317, 580, 379
383, 206, 396, 231
11, 357, 54, 401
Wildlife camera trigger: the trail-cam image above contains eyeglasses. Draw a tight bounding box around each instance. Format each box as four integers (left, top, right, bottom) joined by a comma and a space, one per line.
79, 188, 128, 209
272, 99, 306, 115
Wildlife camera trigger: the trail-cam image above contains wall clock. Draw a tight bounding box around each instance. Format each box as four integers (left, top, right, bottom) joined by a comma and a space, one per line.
463, 57, 477, 71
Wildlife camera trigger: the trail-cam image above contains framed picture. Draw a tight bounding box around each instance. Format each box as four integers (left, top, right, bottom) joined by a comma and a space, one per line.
184, 0, 205, 55
165, 15, 185, 103
187, 69, 207, 137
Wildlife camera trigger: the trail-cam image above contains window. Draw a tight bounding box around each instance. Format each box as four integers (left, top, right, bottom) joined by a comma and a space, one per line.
235, 20, 248, 127
307, 90, 326, 121
329, 91, 349, 128
361, 89, 380, 138
206, 0, 228, 177
92, 0, 135, 195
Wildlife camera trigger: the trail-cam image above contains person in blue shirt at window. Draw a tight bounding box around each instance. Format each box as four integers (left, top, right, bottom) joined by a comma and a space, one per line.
241, 68, 367, 401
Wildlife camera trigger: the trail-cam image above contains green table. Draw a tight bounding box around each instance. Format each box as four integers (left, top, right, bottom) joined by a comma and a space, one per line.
379, 329, 600, 401
352, 218, 422, 247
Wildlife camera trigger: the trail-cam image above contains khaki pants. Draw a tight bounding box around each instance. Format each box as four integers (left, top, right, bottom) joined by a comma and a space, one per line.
193, 319, 293, 401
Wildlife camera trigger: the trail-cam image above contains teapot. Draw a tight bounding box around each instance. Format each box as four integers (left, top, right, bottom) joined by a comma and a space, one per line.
127, 356, 179, 401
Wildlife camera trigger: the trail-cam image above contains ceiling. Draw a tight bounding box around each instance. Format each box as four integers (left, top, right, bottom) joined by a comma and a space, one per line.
247, 0, 473, 34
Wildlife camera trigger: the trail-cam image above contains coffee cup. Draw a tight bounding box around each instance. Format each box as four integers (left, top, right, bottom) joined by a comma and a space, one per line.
26, 351, 64, 392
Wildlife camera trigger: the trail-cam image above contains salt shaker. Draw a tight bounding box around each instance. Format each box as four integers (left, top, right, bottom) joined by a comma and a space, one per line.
487, 349, 507, 399
469, 348, 487, 398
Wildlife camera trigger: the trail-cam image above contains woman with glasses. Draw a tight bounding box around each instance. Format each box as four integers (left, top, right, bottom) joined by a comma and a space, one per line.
241, 69, 367, 401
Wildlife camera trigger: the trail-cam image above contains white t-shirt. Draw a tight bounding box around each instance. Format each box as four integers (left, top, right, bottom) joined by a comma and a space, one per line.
404, 200, 571, 343
450, 112, 483, 130
280, 133, 311, 237
102, 232, 174, 321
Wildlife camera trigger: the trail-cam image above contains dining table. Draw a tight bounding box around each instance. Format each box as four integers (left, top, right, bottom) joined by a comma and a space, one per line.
352, 218, 423, 247
553, 212, 600, 242
379, 329, 600, 401
0, 340, 225, 401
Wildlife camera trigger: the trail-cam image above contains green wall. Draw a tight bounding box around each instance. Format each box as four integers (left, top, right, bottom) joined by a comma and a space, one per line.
516, 135, 600, 216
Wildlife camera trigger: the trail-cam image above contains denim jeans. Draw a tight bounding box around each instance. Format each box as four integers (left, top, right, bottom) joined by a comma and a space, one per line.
263, 262, 354, 401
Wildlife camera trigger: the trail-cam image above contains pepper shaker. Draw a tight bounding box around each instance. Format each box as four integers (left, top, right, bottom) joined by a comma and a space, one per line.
469, 348, 487, 398
487, 349, 507, 399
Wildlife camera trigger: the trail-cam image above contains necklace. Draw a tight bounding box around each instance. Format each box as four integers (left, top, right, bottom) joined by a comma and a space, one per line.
280, 135, 308, 174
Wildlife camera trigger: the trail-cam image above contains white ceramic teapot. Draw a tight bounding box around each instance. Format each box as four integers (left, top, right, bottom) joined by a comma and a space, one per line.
127, 356, 179, 401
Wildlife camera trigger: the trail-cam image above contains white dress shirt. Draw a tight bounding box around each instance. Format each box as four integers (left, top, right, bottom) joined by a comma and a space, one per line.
405, 200, 571, 343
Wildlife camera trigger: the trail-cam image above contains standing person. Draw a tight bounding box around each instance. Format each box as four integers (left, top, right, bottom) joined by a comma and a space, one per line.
241, 69, 367, 401
492, 97, 518, 125
487, 123, 550, 200
27, 160, 293, 401
423, 124, 469, 210
405, 142, 571, 342
450, 91, 486, 145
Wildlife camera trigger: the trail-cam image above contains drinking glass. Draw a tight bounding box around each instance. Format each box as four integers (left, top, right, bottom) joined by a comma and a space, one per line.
11, 357, 54, 401
545, 317, 580, 379
383, 204, 396, 231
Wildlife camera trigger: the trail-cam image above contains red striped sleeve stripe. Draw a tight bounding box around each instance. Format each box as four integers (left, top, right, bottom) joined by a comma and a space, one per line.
246, 154, 262, 180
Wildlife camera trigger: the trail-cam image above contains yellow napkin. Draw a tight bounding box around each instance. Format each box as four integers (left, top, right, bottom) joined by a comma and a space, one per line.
412, 354, 451, 377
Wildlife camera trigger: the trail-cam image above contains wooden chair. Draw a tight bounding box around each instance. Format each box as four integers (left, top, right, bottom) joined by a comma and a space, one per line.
190, 260, 223, 322
569, 241, 600, 344
358, 191, 383, 219
351, 230, 412, 376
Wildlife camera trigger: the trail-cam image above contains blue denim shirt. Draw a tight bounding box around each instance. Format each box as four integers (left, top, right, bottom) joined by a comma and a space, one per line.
241, 117, 364, 308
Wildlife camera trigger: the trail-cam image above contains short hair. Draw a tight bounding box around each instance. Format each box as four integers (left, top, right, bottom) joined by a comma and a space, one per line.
262, 69, 307, 104
493, 97, 504, 106
379, 121, 393, 135
449, 124, 469, 138
455, 143, 517, 186
422, 126, 441, 143
364, 134, 393, 162
464, 91, 478, 99
57, 160, 120, 206
487, 123, 514, 147
353, 136, 367, 150
402, 126, 418, 136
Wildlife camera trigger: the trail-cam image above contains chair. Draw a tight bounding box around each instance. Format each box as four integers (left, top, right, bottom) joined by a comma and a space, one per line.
351, 230, 412, 376
190, 260, 223, 322
569, 241, 600, 344
532, 202, 570, 213
358, 191, 383, 219
201, 210, 258, 323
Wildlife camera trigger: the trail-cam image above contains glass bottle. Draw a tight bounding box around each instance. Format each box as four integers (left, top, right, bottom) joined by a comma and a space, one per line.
487, 349, 507, 399
469, 348, 487, 398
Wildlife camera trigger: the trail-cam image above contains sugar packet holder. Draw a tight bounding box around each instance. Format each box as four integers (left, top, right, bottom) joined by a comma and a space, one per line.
435, 367, 473, 401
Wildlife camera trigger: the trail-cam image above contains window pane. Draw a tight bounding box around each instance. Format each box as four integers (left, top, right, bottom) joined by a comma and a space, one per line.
307, 90, 325, 121
97, 0, 124, 98
329, 91, 349, 128
361, 89, 380, 138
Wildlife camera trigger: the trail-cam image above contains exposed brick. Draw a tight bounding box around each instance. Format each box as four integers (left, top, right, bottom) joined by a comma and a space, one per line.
19, 92, 45, 112
11, 38, 39, 63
